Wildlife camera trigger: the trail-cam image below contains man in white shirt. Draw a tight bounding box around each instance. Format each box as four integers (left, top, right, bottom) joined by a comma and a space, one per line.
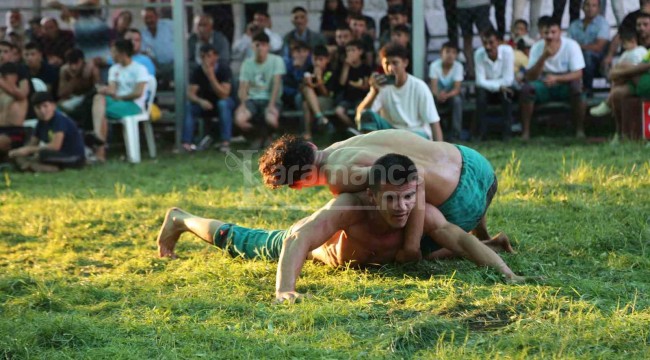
519, 16, 586, 140
92, 39, 149, 162
474, 27, 515, 141
356, 44, 443, 141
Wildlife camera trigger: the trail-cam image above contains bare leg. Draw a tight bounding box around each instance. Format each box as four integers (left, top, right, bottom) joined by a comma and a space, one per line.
470, 216, 490, 240
234, 105, 252, 131
463, 35, 474, 76
29, 162, 60, 173
609, 85, 632, 137
0, 134, 11, 155
335, 106, 354, 127
572, 96, 586, 138
91, 94, 108, 161
156, 207, 225, 258
425, 232, 514, 260
520, 101, 534, 140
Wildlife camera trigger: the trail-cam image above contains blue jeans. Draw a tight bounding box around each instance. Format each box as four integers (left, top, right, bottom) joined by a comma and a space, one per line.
582, 50, 603, 91
183, 98, 235, 144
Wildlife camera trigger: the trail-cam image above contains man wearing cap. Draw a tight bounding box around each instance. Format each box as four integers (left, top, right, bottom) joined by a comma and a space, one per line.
8, 92, 85, 172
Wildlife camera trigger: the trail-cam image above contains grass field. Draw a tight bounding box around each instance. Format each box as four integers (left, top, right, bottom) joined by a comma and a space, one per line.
1, 138, 649, 359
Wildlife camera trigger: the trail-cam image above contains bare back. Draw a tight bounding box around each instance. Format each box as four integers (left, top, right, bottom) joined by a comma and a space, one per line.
322, 130, 463, 205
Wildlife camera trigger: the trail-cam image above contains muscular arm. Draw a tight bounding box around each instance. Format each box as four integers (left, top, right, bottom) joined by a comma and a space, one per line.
398, 178, 425, 262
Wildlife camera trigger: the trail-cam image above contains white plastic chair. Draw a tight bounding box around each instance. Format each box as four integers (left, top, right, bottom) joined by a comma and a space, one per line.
109, 75, 157, 163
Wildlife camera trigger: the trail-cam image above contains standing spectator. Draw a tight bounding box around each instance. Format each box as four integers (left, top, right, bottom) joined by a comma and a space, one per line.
457, 0, 493, 77
58, 48, 100, 131
320, 0, 348, 41
24, 42, 59, 97
252, 11, 284, 53
347, 0, 377, 39
602, 0, 650, 73
37, 18, 75, 67
334, 40, 371, 131
91, 40, 149, 162
112, 10, 133, 40
443, 0, 459, 46
511, 1, 543, 38
140, 7, 174, 84
282, 41, 312, 110
283, 7, 326, 59
8, 92, 85, 172
429, 42, 464, 141
567, 0, 610, 93
519, 16, 586, 140
357, 44, 443, 140
235, 32, 286, 146
349, 14, 376, 67
188, 14, 231, 69
184, 45, 235, 153
301, 45, 337, 140
379, 5, 410, 47
492, 0, 506, 38
474, 27, 515, 141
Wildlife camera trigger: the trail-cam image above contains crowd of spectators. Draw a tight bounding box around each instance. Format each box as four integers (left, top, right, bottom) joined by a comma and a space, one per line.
0, 0, 649, 172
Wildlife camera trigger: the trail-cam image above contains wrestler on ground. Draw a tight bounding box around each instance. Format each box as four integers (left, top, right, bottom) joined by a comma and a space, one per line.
259, 129, 499, 263
157, 154, 524, 304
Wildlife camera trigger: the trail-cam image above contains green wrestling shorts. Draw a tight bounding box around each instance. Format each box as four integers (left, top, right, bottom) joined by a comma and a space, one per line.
437, 145, 497, 232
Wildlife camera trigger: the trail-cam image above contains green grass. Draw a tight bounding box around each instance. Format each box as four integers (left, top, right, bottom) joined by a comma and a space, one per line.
1, 139, 649, 359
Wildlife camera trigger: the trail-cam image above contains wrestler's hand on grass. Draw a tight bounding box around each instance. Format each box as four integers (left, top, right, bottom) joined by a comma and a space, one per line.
395, 248, 423, 264
275, 291, 311, 304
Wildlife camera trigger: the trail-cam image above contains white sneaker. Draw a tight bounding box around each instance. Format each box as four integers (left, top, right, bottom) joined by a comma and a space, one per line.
590, 102, 611, 117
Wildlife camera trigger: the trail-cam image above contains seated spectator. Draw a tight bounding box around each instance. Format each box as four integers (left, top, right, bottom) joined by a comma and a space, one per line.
602, 0, 650, 73
320, 0, 348, 41
124, 29, 156, 76
112, 10, 133, 40
91, 39, 149, 162
474, 27, 515, 141
231, 22, 261, 65
24, 42, 59, 97
282, 41, 312, 110
58, 48, 100, 130
519, 16, 586, 140
0, 42, 30, 126
334, 40, 371, 131
188, 14, 231, 70
514, 37, 532, 84
8, 92, 85, 172
235, 32, 286, 147
379, 5, 410, 48
379, 0, 407, 35
429, 42, 464, 141
457, 0, 493, 77
346, 0, 376, 39
27, 16, 43, 42
349, 14, 376, 67
357, 43, 442, 141
140, 7, 174, 83
301, 45, 337, 140
5, 9, 25, 44
283, 7, 326, 59
0, 63, 28, 157
37, 18, 75, 67
332, 26, 353, 71
184, 45, 235, 153
508, 19, 534, 48
252, 11, 283, 53
568, 0, 609, 93
390, 24, 412, 73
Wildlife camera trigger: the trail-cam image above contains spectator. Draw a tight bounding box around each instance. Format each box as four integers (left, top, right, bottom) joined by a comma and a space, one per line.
140, 7, 174, 83
379, 0, 407, 35
349, 14, 376, 67
91, 39, 149, 162
71, 2, 112, 61
334, 40, 371, 131
283, 7, 326, 59
457, 0, 493, 77
320, 0, 348, 41
27, 17, 44, 42
232, 22, 262, 64
474, 27, 515, 141
554, 0, 625, 26
508, 19, 534, 48
568, 0, 610, 93
443, 0, 458, 46
8, 92, 85, 172
514, 37, 532, 84
379, 5, 410, 47
37, 18, 75, 67
5, 9, 25, 43
235, 32, 286, 146
58, 48, 101, 130
112, 10, 133, 40
124, 29, 156, 76
347, 0, 376, 39
519, 16, 586, 140
301, 45, 337, 140
0, 42, 30, 127
357, 43, 443, 141
184, 45, 235, 153
391, 24, 412, 73
333, 25, 353, 70
24, 42, 59, 97
188, 14, 231, 70
637, 11, 650, 49
0, 63, 28, 158
282, 41, 312, 110
429, 42, 464, 141
492, 0, 506, 38
252, 11, 284, 53
602, 0, 650, 73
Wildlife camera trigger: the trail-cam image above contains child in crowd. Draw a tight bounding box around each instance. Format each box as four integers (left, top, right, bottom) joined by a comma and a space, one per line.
429, 41, 464, 141
301, 45, 337, 140
282, 40, 312, 110
509, 19, 534, 47
334, 40, 370, 132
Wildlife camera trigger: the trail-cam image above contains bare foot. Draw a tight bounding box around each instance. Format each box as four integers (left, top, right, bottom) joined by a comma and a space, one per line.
156, 207, 186, 258
484, 233, 516, 254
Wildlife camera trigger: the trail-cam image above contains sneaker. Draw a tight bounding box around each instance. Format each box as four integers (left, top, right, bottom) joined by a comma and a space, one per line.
230, 135, 246, 143
197, 135, 214, 151
590, 102, 611, 117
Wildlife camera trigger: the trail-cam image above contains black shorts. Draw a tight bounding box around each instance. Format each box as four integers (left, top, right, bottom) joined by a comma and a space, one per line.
0, 127, 28, 149
458, 5, 493, 37
39, 149, 85, 169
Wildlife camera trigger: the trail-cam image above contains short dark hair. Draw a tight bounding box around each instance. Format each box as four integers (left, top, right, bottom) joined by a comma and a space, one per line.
252, 31, 270, 44
292, 6, 307, 14
313, 45, 330, 58
441, 41, 459, 53
31, 91, 54, 105
143, 7, 157, 14
348, 13, 366, 22
382, 42, 409, 59
345, 39, 365, 52
0, 41, 15, 50
336, 25, 352, 32
65, 48, 85, 64
619, 28, 638, 42
29, 16, 42, 25
387, 5, 407, 16
513, 18, 529, 30
0, 62, 19, 76
290, 40, 311, 52
125, 28, 141, 36
24, 42, 43, 53
254, 10, 270, 18
637, 12, 650, 21
547, 16, 562, 29
200, 44, 218, 56
392, 24, 410, 35
113, 39, 134, 57
537, 15, 553, 29
480, 27, 501, 41
259, 134, 316, 188
369, 154, 418, 193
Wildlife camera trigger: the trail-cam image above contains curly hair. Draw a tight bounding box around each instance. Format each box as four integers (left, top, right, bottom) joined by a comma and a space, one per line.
258, 135, 316, 189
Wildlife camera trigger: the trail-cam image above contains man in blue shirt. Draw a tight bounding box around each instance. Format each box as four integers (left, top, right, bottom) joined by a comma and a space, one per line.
140, 7, 174, 83
568, 0, 610, 92
9, 92, 85, 172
